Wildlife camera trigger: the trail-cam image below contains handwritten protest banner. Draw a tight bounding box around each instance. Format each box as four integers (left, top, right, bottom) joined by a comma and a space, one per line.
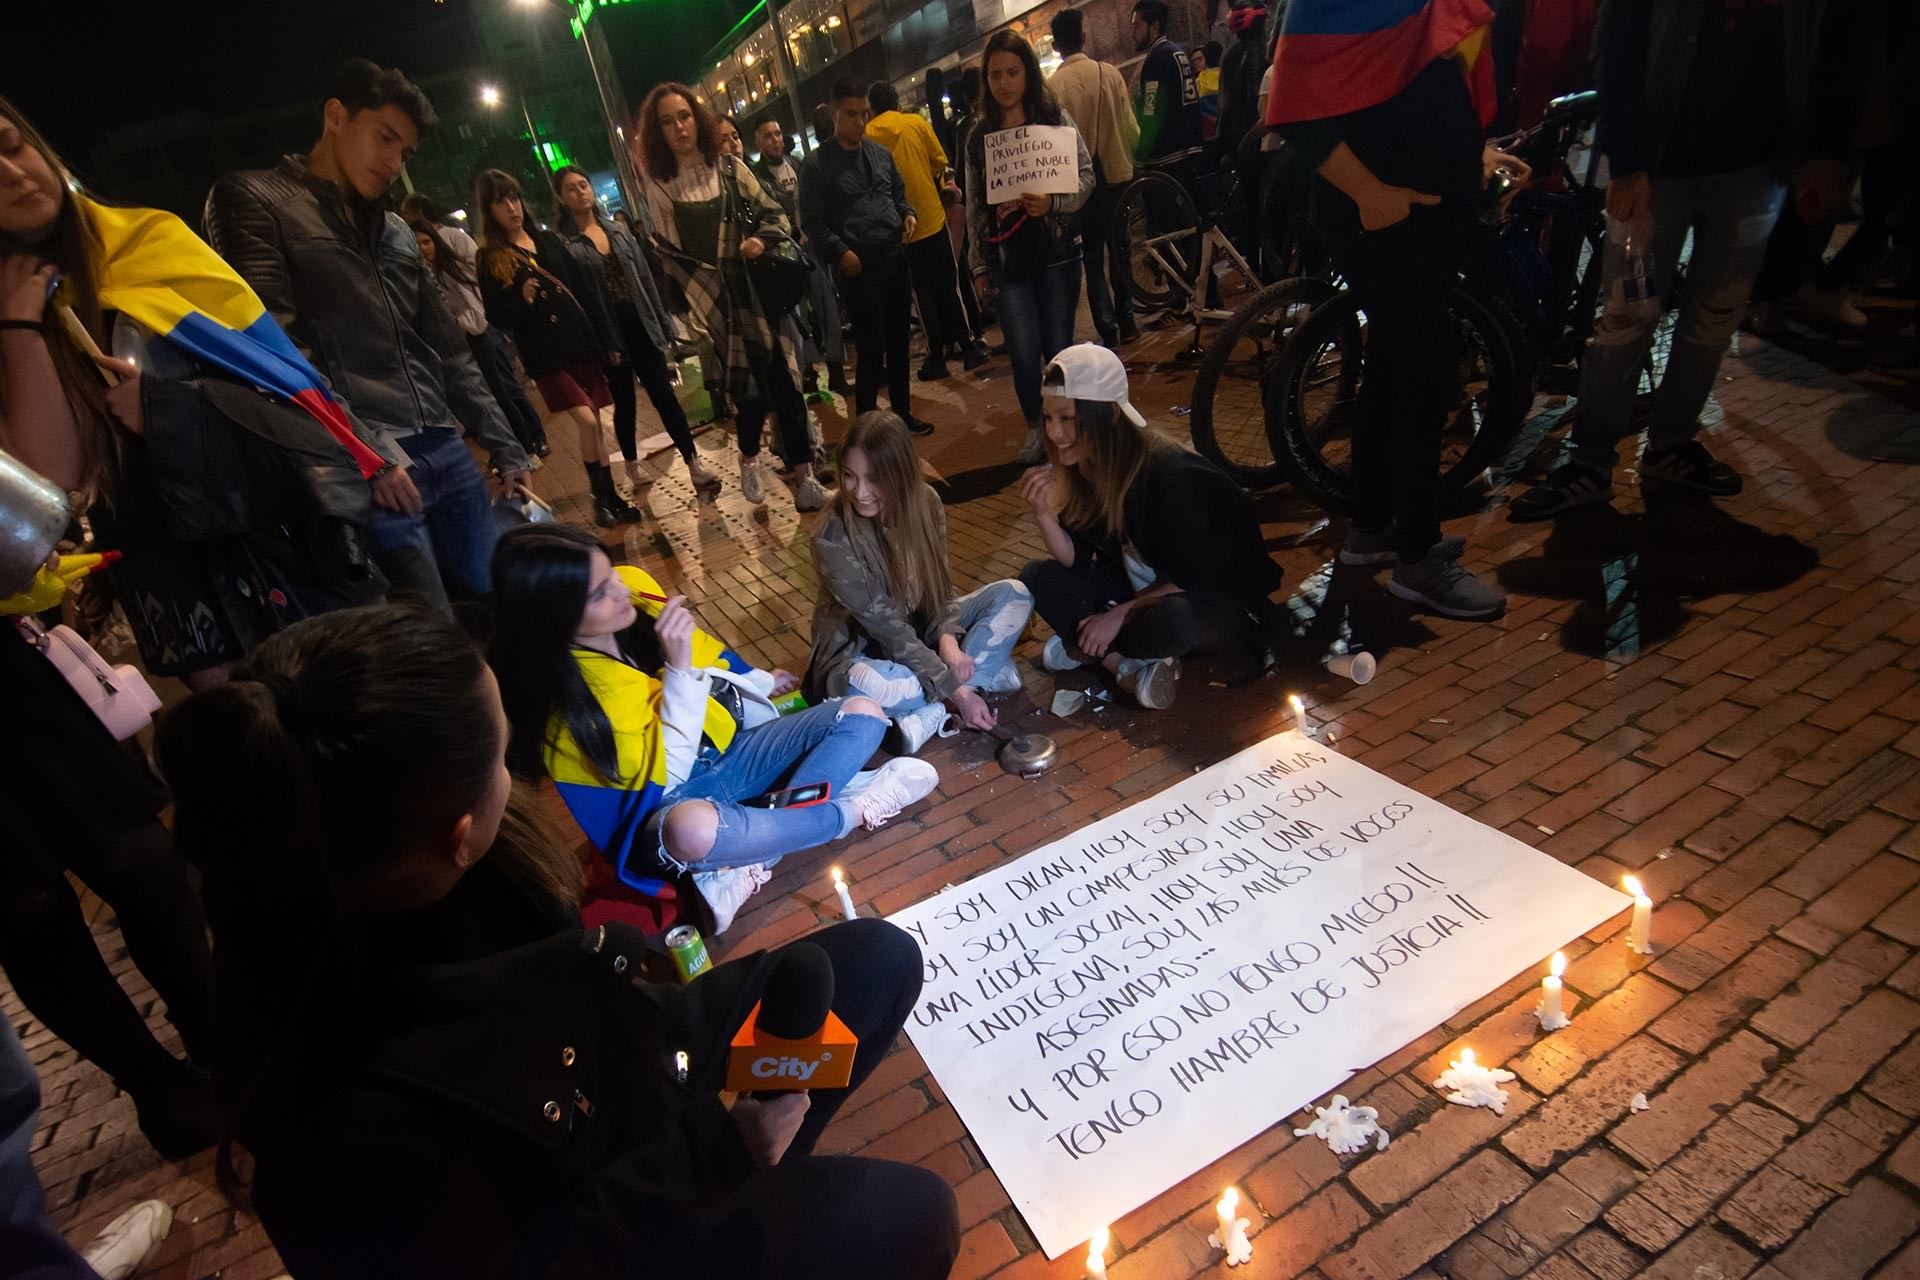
887, 730, 1628, 1258
982, 124, 1082, 203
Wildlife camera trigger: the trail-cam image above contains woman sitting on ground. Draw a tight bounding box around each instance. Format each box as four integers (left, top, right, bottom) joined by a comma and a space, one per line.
475, 168, 641, 529
1019, 343, 1284, 709
807, 411, 1034, 755
155, 605, 960, 1280
491, 524, 936, 932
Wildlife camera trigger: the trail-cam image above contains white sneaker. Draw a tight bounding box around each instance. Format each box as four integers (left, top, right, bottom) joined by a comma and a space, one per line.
847, 757, 939, 830
793, 474, 832, 512
80, 1199, 173, 1280
1017, 426, 1048, 464
686, 452, 718, 488
976, 662, 1025, 693
1115, 656, 1180, 709
694, 865, 765, 934
889, 703, 956, 756
1041, 635, 1084, 672
740, 455, 766, 505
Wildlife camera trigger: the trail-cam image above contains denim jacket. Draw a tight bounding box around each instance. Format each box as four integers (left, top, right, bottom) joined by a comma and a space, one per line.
557, 216, 677, 355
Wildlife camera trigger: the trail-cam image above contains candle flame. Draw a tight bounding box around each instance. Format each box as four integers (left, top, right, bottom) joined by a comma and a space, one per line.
1622, 874, 1645, 898
1219, 1187, 1238, 1214
1460, 1046, 1476, 1066
1088, 1226, 1110, 1257
832, 866, 846, 887
1550, 951, 1566, 978
1288, 694, 1305, 713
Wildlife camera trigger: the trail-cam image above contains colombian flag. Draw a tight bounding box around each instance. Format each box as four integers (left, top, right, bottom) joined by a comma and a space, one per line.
1266, 0, 1497, 127
78, 196, 385, 479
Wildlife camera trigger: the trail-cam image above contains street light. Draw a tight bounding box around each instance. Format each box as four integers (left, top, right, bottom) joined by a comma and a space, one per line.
479, 82, 544, 174
479, 83, 502, 107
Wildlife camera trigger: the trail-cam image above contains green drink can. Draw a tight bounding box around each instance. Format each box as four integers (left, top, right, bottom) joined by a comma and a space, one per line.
772, 690, 808, 716
666, 925, 712, 983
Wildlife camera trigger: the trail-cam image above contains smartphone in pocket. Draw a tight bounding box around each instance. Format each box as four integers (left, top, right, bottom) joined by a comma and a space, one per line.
744, 782, 832, 809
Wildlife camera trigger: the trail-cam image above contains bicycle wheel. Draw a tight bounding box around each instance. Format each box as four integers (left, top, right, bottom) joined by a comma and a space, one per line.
1188, 277, 1337, 488
1111, 170, 1201, 313
1267, 284, 1529, 514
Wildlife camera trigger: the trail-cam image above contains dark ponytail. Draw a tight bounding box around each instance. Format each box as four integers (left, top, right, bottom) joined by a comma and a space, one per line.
154, 605, 521, 1186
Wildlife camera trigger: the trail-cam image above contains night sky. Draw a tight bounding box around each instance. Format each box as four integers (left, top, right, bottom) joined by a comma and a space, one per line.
2, 0, 755, 162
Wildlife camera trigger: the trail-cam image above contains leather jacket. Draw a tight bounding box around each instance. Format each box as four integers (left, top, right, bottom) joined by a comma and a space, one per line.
204, 156, 528, 473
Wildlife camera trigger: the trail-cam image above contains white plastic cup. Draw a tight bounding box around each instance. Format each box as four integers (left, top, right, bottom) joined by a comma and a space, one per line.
1327, 651, 1377, 685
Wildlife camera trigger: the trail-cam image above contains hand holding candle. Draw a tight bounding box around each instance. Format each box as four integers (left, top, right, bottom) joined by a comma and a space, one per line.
1208, 1187, 1254, 1266
1534, 951, 1570, 1030
1623, 875, 1653, 954
831, 866, 857, 921
1085, 1226, 1110, 1280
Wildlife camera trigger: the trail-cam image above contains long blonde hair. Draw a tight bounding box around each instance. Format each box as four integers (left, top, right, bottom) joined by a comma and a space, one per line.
1048, 392, 1178, 541
0, 96, 116, 493
833, 411, 954, 618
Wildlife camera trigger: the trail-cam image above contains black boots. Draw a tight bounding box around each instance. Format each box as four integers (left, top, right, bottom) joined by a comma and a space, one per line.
586, 463, 642, 527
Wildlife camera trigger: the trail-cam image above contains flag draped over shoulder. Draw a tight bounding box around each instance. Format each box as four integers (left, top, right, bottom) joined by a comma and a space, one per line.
78, 196, 385, 479
1265, 0, 1497, 128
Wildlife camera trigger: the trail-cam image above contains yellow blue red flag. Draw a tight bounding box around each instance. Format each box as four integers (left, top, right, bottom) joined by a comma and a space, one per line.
79, 196, 385, 478
1266, 0, 1496, 127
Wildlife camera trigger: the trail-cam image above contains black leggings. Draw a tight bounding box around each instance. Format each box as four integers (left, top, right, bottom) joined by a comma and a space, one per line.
608, 303, 697, 462
0, 815, 211, 1093
714, 918, 958, 1279
737, 348, 813, 467
1020, 557, 1259, 662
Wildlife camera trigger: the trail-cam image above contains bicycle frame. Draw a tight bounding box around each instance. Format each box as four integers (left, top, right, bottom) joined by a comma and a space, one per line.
1138, 221, 1262, 351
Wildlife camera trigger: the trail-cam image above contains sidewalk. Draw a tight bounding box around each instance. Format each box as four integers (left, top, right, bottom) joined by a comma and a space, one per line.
12, 321, 1920, 1280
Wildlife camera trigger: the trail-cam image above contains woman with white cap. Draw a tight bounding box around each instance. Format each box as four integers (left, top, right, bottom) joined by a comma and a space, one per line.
1017, 343, 1284, 708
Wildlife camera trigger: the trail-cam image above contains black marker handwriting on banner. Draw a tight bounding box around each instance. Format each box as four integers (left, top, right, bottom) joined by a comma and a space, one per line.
1317, 879, 1423, 947
935, 888, 999, 931
1342, 899, 1488, 989
1142, 800, 1209, 835
973, 949, 1055, 1002
1005, 851, 1079, 902
1225, 941, 1324, 993
1241, 749, 1330, 791
1338, 800, 1418, 844
1049, 1089, 1163, 1160
1029, 957, 1207, 1057
1221, 805, 1323, 843
961, 919, 1026, 964
1056, 903, 1149, 955
1082, 830, 1147, 864
1167, 1009, 1302, 1094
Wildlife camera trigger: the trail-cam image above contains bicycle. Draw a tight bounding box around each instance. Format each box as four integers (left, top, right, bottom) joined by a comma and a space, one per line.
1110, 163, 1266, 352
1263, 91, 1679, 513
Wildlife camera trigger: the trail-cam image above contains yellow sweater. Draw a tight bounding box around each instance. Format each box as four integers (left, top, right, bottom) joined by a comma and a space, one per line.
866, 110, 949, 241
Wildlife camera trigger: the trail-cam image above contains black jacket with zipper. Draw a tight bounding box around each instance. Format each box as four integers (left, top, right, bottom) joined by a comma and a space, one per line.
477, 224, 619, 378
204, 157, 528, 472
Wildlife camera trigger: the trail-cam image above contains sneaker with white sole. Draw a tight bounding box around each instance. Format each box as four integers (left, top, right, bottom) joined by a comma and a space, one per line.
1638, 440, 1742, 496
1389, 541, 1507, 619
847, 757, 940, 830
686, 452, 719, 488
1017, 426, 1048, 464
793, 474, 832, 512
975, 662, 1025, 693
1341, 525, 1466, 567
1041, 634, 1084, 672
888, 703, 956, 756
694, 865, 765, 934
80, 1199, 174, 1280
739, 455, 766, 505
1114, 656, 1179, 709
1508, 461, 1614, 522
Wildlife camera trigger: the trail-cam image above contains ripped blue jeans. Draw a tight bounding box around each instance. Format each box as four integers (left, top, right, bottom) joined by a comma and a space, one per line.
846, 579, 1034, 715
651, 699, 885, 872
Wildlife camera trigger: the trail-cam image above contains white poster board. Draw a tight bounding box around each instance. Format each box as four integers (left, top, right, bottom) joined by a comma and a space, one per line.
982, 125, 1082, 203
887, 730, 1629, 1258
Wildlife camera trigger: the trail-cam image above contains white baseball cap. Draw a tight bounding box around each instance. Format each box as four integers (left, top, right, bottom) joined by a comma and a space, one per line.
1043, 343, 1147, 427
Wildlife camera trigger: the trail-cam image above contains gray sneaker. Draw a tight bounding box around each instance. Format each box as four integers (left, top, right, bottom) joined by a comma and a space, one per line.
1389, 542, 1507, 619
1115, 656, 1180, 709
793, 474, 832, 512
1041, 634, 1084, 672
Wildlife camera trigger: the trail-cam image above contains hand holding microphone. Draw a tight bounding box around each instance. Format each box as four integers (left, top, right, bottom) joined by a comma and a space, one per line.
722, 943, 856, 1166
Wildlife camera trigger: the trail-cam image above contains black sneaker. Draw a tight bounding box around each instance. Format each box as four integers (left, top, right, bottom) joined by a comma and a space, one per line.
1639, 441, 1742, 496
903, 415, 936, 436
962, 342, 988, 370
918, 360, 951, 382
1508, 462, 1615, 522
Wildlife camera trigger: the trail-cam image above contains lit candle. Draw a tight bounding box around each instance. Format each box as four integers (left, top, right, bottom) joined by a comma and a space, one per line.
1433, 1045, 1517, 1114
1209, 1187, 1254, 1265
831, 866, 857, 921
1623, 875, 1653, 954
1289, 693, 1311, 738
1535, 951, 1569, 1030
1086, 1226, 1110, 1280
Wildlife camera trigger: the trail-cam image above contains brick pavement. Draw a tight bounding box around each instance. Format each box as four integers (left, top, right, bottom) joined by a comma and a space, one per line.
12, 315, 1920, 1280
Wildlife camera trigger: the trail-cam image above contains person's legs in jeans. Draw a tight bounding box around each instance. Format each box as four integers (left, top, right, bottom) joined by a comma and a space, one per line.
904, 235, 950, 372
950, 578, 1035, 688
1645, 168, 1786, 456
996, 276, 1044, 426
845, 657, 933, 716
622, 310, 700, 461
470, 328, 546, 453
752, 352, 815, 470
413, 429, 503, 599
1081, 181, 1120, 343
0, 1018, 98, 1280
841, 266, 887, 414
1102, 181, 1137, 337
879, 252, 916, 416
1036, 259, 1082, 365
366, 436, 449, 608
653, 700, 886, 869
605, 353, 642, 465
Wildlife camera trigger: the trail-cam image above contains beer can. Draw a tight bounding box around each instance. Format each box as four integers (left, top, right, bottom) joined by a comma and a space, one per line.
772, 689, 808, 716
666, 924, 712, 983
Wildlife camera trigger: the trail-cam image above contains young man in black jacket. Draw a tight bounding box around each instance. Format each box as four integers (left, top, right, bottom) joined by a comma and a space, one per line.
205, 60, 533, 605
1511, 0, 1879, 520
1131, 0, 1204, 182
799, 80, 934, 435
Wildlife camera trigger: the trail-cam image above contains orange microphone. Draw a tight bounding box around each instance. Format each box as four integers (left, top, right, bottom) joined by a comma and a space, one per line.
725, 943, 858, 1092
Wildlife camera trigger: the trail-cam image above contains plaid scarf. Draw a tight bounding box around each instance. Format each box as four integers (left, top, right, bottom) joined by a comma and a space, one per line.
650, 155, 802, 406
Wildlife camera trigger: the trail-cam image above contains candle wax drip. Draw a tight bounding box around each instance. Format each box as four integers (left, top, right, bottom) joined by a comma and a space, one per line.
1292, 1094, 1383, 1155
1434, 1056, 1518, 1114
1208, 1218, 1254, 1267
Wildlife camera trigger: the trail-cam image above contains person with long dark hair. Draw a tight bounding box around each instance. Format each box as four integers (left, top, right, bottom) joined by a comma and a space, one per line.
633, 82, 830, 511
490, 524, 938, 932
965, 30, 1095, 463
154, 604, 960, 1279
405, 197, 551, 460
475, 168, 641, 528
550, 165, 716, 496
1019, 344, 1284, 710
